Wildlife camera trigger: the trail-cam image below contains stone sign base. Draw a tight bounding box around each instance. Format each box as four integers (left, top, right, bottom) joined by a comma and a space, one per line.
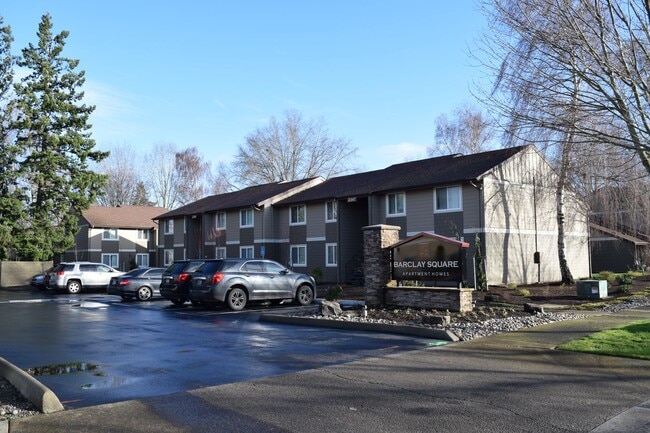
384, 286, 474, 312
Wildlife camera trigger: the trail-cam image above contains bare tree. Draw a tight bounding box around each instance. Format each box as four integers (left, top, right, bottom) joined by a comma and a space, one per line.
232, 110, 358, 187
428, 104, 496, 156
96, 144, 143, 206
145, 143, 212, 209
481, 0, 650, 175
175, 147, 210, 205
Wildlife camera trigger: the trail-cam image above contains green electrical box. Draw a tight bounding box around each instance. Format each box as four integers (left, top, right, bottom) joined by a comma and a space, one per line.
576, 280, 608, 299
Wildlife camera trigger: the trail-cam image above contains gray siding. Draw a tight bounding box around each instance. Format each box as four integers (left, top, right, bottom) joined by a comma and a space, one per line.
405, 189, 434, 234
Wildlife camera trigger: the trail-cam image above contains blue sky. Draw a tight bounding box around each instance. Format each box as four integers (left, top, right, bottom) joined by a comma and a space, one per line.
3, 1, 489, 172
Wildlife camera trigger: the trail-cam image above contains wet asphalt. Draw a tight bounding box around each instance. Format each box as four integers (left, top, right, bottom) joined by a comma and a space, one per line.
3, 287, 650, 432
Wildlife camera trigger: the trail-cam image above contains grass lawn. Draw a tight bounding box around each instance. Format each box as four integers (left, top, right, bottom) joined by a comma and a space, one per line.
558, 321, 650, 360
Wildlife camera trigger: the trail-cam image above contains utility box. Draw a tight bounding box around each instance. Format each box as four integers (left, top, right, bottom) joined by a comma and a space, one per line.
576, 280, 608, 299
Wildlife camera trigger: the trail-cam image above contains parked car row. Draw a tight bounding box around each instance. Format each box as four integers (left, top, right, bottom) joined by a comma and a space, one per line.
35, 259, 317, 311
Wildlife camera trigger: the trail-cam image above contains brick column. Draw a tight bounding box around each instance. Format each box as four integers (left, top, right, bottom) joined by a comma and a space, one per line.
363, 224, 401, 307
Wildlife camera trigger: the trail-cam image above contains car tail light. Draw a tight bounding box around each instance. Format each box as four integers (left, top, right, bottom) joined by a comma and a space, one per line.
56, 270, 65, 276
178, 273, 191, 283
118, 279, 130, 286
211, 273, 224, 284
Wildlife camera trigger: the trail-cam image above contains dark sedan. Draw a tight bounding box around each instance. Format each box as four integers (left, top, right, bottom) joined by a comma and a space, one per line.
107, 267, 165, 301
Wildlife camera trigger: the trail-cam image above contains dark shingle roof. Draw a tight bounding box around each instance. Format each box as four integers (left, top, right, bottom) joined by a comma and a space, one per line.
155, 178, 321, 219
279, 146, 529, 205
83, 206, 168, 229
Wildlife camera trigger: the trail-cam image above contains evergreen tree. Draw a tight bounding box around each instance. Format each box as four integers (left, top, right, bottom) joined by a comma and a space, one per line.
11, 14, 108, 260
0, 18, 23, 260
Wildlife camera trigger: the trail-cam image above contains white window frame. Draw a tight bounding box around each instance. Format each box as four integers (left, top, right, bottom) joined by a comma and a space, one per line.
102, 253, 118, 268
240, 245, 254, 258
326, 243, 338, 267
164, 219, 174, 235
386, 192, 406, 217
137, 229, 149, 240
135, 253, 149, 267
102, 228, 118, 240
434, 185, 463, 213
290, 244, 307, 267
215, 247, 227, 259
290, 205, 306, 225
163, 249, 174, 266
240, 208, 253, 228
326, 201, 338, 222
216, 212, 226, 229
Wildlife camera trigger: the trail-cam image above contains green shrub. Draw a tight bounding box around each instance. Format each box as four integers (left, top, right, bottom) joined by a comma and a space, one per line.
506, 282, 518, 290
324, 285, 344, 301
518, 288, 531, 297
617, 273, 634, 285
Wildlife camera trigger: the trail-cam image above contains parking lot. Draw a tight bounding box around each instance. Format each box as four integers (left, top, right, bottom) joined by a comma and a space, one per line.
0, 291, 434, 409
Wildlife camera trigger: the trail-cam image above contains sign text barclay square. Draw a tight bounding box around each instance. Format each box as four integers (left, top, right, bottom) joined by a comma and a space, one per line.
391, 232, 469, 284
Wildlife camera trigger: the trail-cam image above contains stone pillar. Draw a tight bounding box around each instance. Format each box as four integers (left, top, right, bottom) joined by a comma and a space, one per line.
363, 224, 401, 307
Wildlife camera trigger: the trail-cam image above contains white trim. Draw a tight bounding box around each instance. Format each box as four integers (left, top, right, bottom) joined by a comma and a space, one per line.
255, 238, 290, 244
173, 243, 184, 248
434, 185, 463, 213
325, 201, 338, 223
386, 192, 406, 217
326, 243, 337, 267
307, 236, 326, 242
289, 204, 307, 226
226, 240, 240, 245
290, 244, 307, 267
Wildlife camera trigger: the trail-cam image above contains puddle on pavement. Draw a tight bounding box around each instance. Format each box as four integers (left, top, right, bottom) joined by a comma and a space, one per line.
27, 362, 101, 376
27, 361, 137, 390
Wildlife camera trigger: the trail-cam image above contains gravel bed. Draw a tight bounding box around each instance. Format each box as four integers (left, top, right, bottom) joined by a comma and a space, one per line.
0, 377, 39, 421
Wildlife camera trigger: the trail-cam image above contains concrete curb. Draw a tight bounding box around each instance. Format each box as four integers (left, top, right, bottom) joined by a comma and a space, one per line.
259, 314, 460, 341
0, 356, 64, 414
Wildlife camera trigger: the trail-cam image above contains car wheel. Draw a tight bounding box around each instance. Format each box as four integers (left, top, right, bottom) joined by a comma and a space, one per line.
171, 298, 186, 306
136, 286, 153, 301
295, 284, 314, 306
66, 280, 82, 294
226, 288, 247, 311
121, 295, 133, 301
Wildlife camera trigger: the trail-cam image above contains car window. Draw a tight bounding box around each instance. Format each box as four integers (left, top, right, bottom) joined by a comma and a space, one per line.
185, 261, 205, 272
264, 261, 286, 274
197, 261, 223, 274
147, 269, 164, 278
98, 265, 113, 272
165, 262, 187, 274
242, 261, 264, 273
62, 264, 74, 272
80, 264, 97, 272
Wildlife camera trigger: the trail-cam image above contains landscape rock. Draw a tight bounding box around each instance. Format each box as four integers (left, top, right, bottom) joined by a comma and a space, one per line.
320, 300, 343, 317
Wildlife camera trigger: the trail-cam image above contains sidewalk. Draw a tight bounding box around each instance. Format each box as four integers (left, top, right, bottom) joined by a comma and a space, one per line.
7, 306, 650, 433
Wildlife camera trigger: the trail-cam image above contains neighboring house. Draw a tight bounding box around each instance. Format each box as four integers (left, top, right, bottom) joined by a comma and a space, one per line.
64, 205, 167, 270
590, 223, 649, 273
153, 146, 591, 287
154, 178, 324, 267
276, 145, 590, 286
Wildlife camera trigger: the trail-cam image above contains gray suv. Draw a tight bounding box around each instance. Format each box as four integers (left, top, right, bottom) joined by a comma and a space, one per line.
47, 262, 124, 294
189, 258, 316, 311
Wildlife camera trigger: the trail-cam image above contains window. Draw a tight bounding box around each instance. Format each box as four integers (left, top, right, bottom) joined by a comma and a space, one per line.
216, 212, 226, 229
435, 186, 462, 212
102, 228, 118, 240
136, 253, 149, 267
290, 205, 306, 225
240, 208, 253, 228
164, 249, 174, 266
102, 254, 118, 268
240, 246, 254, 258
387, 192, 406, 216
215, 247, 226, 259
326, 201, 338, 222
290, 245, 307, 267
137, 229, 149, 240
326, 243, 337, 267
164, 219, 174, 235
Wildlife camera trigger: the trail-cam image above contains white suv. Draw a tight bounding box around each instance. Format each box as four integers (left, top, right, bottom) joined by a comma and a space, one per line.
47, 262, 124, 294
